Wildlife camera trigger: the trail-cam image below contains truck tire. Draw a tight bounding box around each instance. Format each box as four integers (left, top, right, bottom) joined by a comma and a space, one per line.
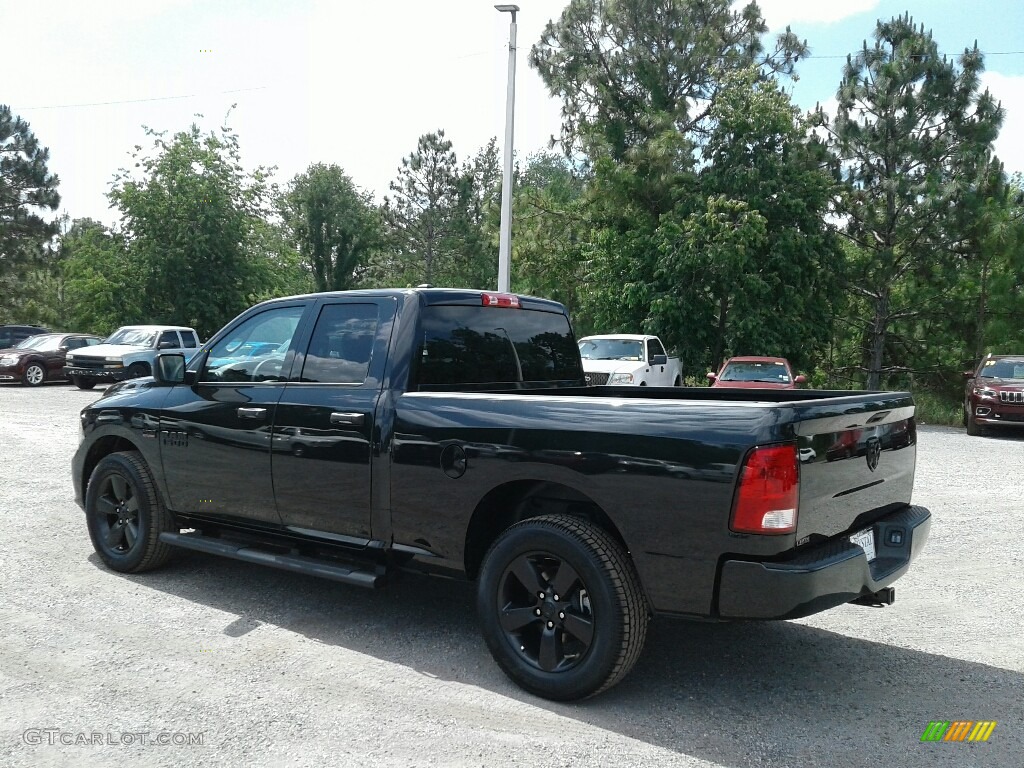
73, 375, 96, 390
85, 451, 175, 573
127, 362, 151, 378
673, 376, 682, 387
966, 411, 983, 437
476, 514, 648, 701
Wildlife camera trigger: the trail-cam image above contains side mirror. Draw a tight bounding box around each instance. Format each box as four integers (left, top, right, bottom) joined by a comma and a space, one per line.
650, 354, 667, 366
154, 353, 186, 385
794, 374, 807, 385
158, 340, 178, 350
58, 345, 69, 352
962, 370, 974, 379
706, 372, 717, 381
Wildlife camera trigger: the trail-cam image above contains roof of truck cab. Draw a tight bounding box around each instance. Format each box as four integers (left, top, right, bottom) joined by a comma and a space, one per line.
578, 334, 654, 341
262, 288, 568, 313
116, 325, 196, 331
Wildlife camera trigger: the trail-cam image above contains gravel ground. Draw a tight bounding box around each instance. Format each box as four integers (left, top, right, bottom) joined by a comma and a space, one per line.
1, 382, 1021, 767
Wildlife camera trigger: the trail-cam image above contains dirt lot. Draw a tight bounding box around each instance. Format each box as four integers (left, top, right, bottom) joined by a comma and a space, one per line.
1, 382, 1021, 767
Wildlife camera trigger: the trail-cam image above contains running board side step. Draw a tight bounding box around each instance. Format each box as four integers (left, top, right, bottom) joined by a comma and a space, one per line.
159, 532, 382, 588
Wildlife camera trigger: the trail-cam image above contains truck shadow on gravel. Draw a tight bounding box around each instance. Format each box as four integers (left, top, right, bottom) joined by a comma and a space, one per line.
101, 551, 1022, 768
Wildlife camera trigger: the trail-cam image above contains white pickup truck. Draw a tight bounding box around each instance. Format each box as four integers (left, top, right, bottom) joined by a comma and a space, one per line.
577, 334, 683, 386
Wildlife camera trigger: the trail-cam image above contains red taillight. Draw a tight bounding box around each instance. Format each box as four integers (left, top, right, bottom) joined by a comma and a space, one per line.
481, 292, 521, 308
730, 444, 799, 534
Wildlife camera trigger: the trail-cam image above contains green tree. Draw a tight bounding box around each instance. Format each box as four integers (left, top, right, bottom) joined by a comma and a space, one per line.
822, 14, 1004, 389
381, 131, 462, 286
0, 105, 60, 275
531, 1, 831, 377
108, 122, 276, 338
448, 138, 501, 289
508, 152, 589, 320
279, 163, 381, 292
530, 0, 806, 160
60, 218, 137, 335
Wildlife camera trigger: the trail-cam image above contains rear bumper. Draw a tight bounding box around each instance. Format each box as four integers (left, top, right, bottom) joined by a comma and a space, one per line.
717, 505, 931, 620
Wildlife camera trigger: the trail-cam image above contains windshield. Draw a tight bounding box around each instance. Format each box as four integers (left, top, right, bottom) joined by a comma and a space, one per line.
14, 335, 52, 350
105, 328, 157, 347
980, 359, 1024, 379
578, 339, 643, 361
720, 361, 790, 383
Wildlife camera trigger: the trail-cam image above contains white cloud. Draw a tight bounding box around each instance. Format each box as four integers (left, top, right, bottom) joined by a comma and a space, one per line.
754, 0, 881, 29
982, 71, 1024, 177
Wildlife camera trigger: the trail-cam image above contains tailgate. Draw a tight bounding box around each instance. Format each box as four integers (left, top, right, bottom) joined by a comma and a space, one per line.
793, 399, 917, 542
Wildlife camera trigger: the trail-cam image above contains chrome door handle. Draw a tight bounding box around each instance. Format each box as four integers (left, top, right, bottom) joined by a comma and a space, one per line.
237, 407, 267, 419
330, 412, 365, 426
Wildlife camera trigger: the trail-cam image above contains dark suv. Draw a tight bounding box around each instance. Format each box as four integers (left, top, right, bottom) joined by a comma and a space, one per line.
963, 354, 1024, 436
0, 325, 49, 349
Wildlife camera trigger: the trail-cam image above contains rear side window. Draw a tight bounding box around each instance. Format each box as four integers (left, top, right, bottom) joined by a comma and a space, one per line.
181, 331, 199, 348
413, 305, 583, 390
300, 303, 380, 384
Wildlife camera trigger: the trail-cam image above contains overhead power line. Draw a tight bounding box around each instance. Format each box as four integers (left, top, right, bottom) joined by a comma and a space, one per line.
12, 86, 268, 111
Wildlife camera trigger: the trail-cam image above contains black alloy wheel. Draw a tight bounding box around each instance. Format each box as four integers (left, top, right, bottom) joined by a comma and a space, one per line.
477, 514, 648, 701
497, 551, 595, 674
85, 452, 174, 572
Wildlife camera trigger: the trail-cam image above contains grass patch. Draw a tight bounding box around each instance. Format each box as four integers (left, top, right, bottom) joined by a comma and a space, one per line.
912, 390, 963, 427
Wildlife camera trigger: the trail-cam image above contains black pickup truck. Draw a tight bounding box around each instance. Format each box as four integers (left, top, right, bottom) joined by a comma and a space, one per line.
73, 288, 931, 700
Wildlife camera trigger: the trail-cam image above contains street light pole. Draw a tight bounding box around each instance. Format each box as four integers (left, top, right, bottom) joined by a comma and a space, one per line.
495, 4, 519, 293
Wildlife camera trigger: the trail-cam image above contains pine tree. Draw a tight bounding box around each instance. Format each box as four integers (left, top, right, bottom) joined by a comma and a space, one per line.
823, 14, 1003, 389
0, 105, 60, 273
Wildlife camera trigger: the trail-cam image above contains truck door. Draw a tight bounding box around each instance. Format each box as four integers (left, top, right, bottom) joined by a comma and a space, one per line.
158, 303, 309, 524
273, 297, 397, 540
647, 337, 668, 385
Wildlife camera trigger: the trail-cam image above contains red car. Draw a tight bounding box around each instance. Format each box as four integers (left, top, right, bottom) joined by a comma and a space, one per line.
963, 354, 1024, 436
707, 356, 805, 389
0, 332, 104, 386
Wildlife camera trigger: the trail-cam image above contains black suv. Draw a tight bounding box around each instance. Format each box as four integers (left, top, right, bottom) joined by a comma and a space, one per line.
0, 325, 49, 349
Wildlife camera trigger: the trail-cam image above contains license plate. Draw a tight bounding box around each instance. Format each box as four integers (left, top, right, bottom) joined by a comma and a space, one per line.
850, 528, 876, 562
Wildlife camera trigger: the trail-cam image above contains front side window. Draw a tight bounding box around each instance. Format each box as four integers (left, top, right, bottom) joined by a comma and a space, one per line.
158, 330, 179, 349
300, 303, 380, 384
202, 306, 305, 383
65, 337, 88, 350
415, 305, 582, 389
647, 339, 666, 359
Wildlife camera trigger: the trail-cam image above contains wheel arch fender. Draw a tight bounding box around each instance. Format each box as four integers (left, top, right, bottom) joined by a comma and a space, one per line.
463, 479, 634, 582
81, 431, 170, 510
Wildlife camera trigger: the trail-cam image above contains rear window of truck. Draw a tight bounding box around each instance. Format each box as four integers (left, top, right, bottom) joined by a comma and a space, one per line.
413, 305, 583, 390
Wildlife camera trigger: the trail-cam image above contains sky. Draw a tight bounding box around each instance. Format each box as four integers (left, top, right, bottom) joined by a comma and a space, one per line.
4, 0, 1023, 228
